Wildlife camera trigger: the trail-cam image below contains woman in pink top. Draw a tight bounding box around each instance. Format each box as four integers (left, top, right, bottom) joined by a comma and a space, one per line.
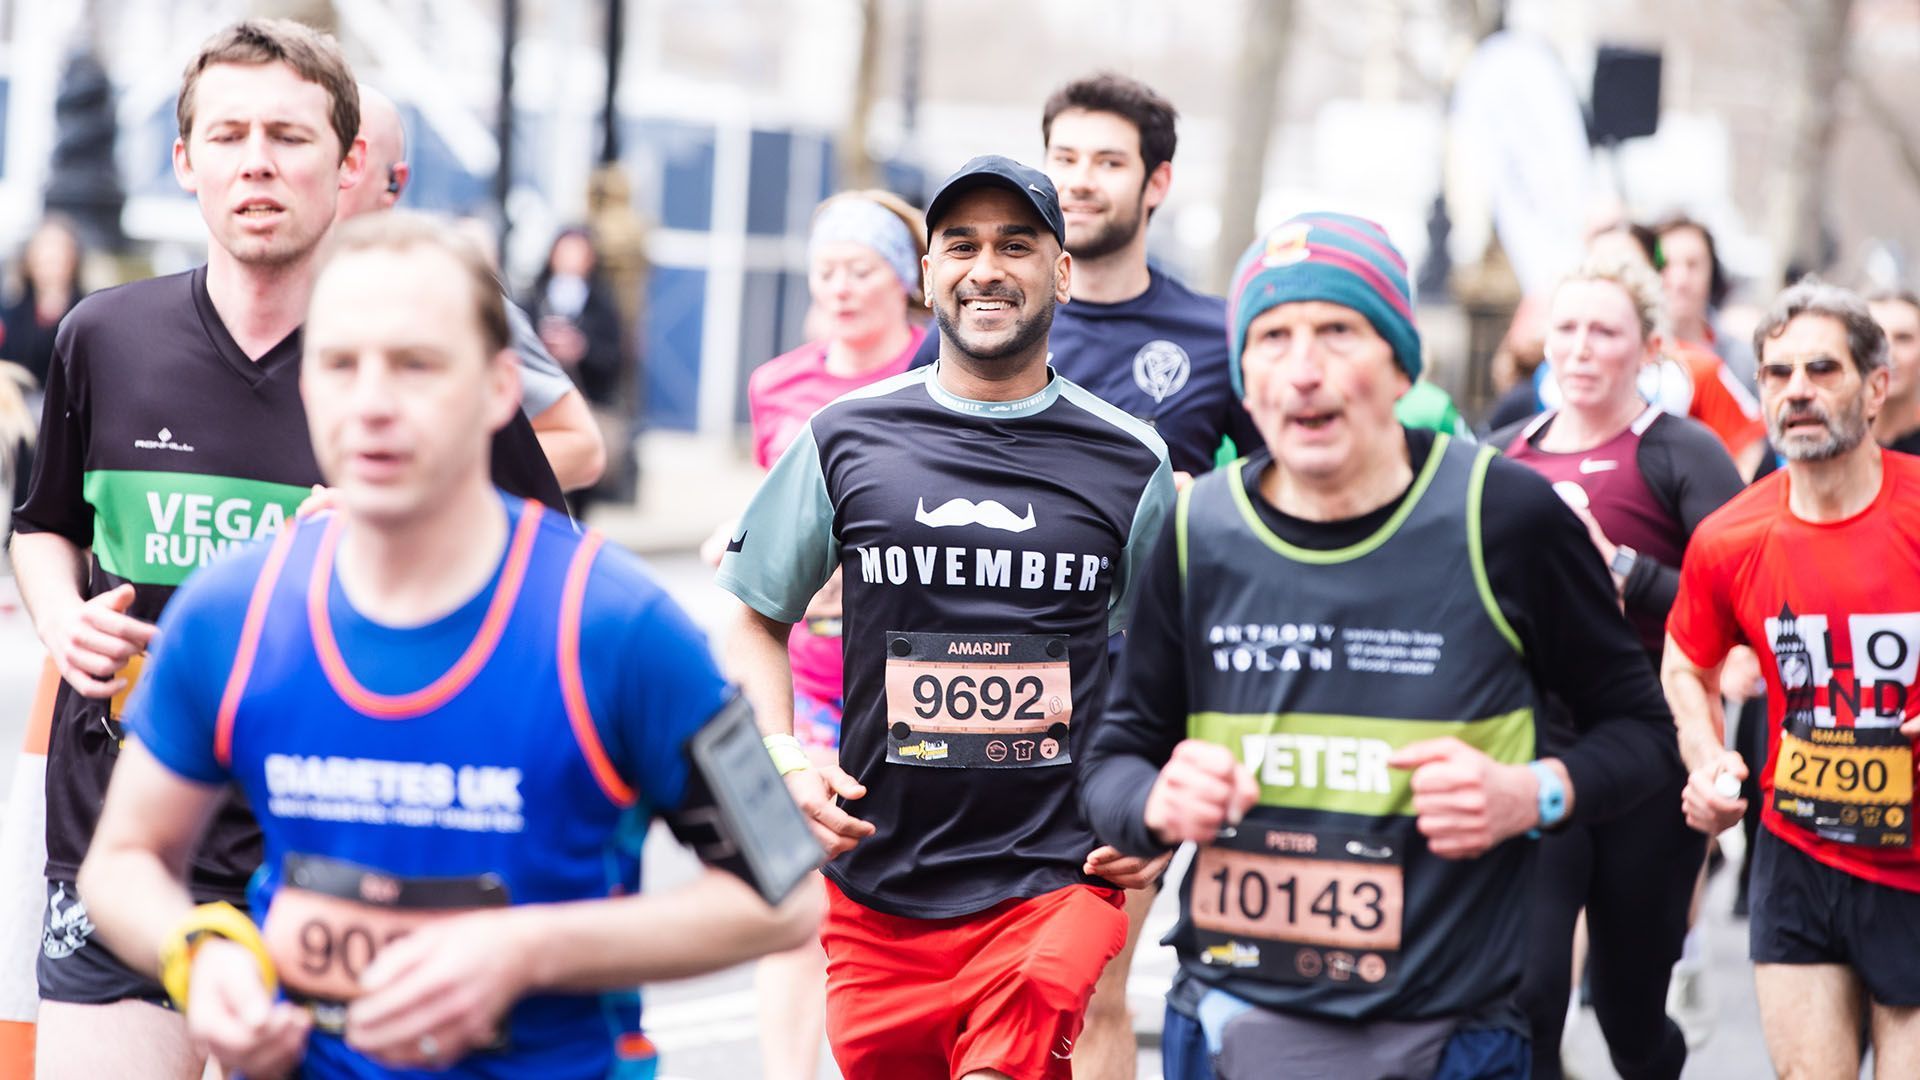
746, 189, 927, 1080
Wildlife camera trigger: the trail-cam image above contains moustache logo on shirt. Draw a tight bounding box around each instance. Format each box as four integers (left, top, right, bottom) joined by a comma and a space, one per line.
914, 496, 1038, 534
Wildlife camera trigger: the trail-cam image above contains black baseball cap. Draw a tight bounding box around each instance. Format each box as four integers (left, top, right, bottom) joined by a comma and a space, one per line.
924, 155, 1066, 246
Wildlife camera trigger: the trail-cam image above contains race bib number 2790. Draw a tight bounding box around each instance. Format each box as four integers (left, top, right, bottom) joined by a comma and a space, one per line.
1774, 725, 1914, 848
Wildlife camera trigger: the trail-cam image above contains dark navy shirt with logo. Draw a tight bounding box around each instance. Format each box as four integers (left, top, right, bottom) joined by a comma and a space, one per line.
718, 365, 1174, 918
13, 267, 565, 904
911, 267, 1258, 476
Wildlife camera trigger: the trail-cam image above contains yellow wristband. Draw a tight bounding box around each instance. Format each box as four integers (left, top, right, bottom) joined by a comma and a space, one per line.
763, 733, 811, 776
158, 901, 277, 1014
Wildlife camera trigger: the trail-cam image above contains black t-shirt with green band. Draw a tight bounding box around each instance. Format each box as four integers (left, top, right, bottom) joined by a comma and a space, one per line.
718, 364, 1175, 919
13, 267, 565, 902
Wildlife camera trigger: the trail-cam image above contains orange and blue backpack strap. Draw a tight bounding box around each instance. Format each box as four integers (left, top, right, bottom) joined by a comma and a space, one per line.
557, 530, 637, 807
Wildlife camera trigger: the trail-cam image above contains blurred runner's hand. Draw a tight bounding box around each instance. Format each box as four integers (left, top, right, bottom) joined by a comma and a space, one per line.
1144, 740, 1259, 845
786, 764, 875, 858
44, 583, 155, 699
189, 937, 310, 1080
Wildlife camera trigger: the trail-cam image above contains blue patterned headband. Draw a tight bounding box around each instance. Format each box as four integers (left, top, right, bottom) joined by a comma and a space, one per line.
809, 197, 921, 295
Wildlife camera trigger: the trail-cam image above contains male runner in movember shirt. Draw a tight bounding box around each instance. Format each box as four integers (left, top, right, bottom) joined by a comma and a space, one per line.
718, 366, 1173, 916
14, 267, 568, 914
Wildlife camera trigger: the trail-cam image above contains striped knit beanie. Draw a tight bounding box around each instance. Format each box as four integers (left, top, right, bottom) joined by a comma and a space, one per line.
1226, 212, 1421, 396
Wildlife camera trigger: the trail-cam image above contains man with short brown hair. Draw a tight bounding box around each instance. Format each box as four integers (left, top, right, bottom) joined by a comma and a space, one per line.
11, 21, 365, 1075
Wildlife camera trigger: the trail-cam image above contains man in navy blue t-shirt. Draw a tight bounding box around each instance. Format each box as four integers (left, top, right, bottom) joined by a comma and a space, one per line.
912, 74, 1258, 483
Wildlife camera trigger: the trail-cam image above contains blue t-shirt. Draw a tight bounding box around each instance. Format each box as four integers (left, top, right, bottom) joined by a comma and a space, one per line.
131, 494, 729, 1079
911, 266, 1259, 476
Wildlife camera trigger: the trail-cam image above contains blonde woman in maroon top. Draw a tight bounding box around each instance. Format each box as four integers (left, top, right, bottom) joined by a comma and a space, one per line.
1494, 253, 1743, 1080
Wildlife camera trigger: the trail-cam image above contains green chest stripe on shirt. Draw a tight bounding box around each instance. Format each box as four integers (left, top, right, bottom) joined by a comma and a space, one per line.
1189, 708, 1535, 817
83, 469, 309, 586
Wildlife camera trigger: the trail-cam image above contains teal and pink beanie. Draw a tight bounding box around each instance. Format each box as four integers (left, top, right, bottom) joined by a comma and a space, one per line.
1226, 212, 1421, 396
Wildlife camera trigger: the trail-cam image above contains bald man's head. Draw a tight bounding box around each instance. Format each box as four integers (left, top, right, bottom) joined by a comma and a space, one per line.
334, 84, 410, 223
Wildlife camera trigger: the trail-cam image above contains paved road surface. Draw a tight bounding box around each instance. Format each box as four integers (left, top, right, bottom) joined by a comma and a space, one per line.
0, 555, 1784, 1078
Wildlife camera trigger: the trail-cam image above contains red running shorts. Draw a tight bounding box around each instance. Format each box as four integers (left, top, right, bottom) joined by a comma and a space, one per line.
821, 878, 1128, 1080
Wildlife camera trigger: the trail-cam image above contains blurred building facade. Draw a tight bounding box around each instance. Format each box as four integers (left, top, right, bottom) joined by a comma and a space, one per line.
0, 0, 1911, 437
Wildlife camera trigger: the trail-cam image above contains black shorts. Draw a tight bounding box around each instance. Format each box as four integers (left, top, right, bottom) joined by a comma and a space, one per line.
36, 880, 171, 1008
1749, 826, 1920, 1006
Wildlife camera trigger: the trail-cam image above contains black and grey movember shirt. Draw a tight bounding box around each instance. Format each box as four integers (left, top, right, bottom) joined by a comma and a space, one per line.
13, 267, 564, 902
719, 364, 1174, 918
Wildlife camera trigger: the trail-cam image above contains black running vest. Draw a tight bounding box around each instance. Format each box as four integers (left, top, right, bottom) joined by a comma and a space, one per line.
1172, 434, 1539, 1022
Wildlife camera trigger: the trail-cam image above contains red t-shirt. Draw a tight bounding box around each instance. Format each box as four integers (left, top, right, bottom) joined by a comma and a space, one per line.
1672, 340, 1764, 458
1670, 452, 1920, 891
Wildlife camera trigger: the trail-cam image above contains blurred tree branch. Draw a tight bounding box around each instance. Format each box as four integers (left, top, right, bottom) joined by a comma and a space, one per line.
1209, 0, 1298, 292
841, 0, 883, 190
1848, 69, 1920, 196
1763, 0, 1851, 286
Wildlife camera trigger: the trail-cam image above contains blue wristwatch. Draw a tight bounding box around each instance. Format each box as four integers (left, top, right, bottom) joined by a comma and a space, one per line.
1529, 760, 1568, 831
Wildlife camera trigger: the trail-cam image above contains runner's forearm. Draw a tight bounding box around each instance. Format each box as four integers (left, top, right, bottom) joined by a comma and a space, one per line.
529, 391, 607, 492
724, 602, 798, 738
510, 868, 820, 992
77, 846, 197, 980
1661, 640, 1729, 773
76, 743, 226, 979
10, 530, 88, 647
1081, 519, 1189, 856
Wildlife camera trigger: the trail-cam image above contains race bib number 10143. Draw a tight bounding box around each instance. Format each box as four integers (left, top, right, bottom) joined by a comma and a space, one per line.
1188, 825, 1403, 991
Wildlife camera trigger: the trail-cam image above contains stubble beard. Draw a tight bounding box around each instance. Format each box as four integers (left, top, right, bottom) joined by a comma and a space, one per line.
1066, 195, 1145, 263
1772, 396, 1871, 462
934, 290, 1057, 366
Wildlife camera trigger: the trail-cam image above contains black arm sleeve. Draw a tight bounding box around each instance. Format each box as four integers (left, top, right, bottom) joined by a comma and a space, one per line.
1622, 414, 1745, 623
1079, 507, 1189, 856
1480, 458, 1683, 823
12, 320, 90, 543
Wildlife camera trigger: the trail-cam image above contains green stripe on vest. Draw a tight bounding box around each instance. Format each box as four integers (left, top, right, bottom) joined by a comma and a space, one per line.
83, 470, 308, 586
1189, 707, 1535, 817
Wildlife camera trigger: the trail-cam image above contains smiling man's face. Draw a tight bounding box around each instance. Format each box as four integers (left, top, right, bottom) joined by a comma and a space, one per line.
925, 185, 1071, 366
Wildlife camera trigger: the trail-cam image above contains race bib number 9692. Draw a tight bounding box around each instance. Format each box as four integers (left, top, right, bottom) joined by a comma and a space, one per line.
883, 631, 1071, 768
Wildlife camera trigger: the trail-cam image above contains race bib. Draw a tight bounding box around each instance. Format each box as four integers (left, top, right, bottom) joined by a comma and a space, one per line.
260, 854, 509, 1034
883, 631, 1071, 768
1773, 723, 1914, 848
1188, 825, 1403, 990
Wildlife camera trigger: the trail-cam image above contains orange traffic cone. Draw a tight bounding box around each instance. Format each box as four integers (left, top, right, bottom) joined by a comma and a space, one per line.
0, 658, 57, 1077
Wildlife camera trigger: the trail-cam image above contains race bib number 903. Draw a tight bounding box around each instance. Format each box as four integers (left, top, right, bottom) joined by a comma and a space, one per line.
884, 631, 1071, 768
260, 854, 508, 1035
